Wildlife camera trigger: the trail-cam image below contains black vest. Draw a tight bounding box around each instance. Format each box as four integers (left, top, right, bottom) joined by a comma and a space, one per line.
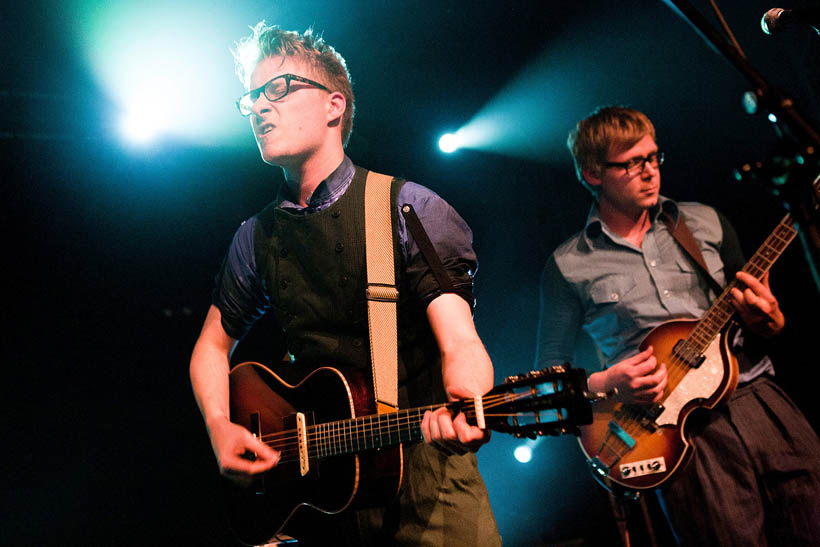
253, 166, 445, 407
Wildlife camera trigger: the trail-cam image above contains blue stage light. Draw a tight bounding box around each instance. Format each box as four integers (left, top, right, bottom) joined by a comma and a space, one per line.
439, 132, 460, 153
514, 444, 533, 464
67, 0, 249, 147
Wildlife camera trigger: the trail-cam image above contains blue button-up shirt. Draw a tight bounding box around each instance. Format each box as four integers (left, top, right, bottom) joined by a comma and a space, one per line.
535, 196, 773, 383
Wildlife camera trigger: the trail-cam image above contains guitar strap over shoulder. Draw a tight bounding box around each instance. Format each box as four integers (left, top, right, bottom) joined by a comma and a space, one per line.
400, 203, 455, 294
660, 211, 725, 295
364, 170, 399, 413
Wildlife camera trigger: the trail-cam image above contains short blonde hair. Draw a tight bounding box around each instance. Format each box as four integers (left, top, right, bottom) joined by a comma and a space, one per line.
567, 106, 656, 195
233, 22, 355, 146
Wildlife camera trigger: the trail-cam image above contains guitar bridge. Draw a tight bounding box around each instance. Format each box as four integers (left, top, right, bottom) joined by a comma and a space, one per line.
296, 412, 309, 476
639, 404, 663, 432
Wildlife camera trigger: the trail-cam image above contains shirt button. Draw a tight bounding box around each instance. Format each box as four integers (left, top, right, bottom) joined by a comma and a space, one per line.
663, 289, 670, 296
280, 248, 289, 258
353, 338, 363, 347
335, 242, 344, 253
280, 279, 289, 289
649, 260, 656, 267
610, 293, 619, 301
339, 276, 349, 287
331, 210, 341, 218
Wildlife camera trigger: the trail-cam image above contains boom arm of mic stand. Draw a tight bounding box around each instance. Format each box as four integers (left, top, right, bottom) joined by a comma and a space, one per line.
662, 0, 820, 295
661, 0, 820, 149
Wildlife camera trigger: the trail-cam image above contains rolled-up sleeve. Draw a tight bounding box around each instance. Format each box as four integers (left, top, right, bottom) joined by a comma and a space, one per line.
212, 217, 271, 340
398, 182, 477, 309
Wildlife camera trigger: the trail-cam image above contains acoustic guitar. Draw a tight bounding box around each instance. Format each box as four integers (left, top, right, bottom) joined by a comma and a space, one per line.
224, 361, 593, 545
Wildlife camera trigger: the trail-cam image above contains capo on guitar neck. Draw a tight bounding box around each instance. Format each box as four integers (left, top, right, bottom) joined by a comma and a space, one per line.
473, 395, 485, 430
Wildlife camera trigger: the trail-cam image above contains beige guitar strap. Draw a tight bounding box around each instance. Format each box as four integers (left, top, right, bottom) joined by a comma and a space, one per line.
364, 170, 399, 413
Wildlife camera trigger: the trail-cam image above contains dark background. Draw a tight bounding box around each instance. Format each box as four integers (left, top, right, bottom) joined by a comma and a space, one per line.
3, 1, 820, 545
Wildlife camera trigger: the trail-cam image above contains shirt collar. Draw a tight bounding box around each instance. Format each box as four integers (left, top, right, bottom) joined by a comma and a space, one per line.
582, 195, 679, 247
276, 155, 355, 212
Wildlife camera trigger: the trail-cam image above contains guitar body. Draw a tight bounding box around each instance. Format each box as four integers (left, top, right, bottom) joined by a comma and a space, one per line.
223, 362, 402, 546
217, 361, 592, 544
578, 318, 739, 490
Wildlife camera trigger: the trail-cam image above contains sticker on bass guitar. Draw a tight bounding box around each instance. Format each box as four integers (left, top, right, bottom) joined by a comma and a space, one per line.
620, 457, 666, 478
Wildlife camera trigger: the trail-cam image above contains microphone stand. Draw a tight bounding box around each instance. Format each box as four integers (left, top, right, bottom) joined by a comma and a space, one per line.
662, 0, 820, 293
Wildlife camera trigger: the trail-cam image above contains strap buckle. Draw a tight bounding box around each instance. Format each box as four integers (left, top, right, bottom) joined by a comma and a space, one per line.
366, 283, 399, 303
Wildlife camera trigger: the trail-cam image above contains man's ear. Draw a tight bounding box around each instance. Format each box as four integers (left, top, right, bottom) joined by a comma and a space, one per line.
582, 165, 602, 188
327, 91, 346, 124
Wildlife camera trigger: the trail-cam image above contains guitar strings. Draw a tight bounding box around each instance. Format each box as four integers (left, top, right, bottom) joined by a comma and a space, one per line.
661, 220, 792, 393
259, 390, 521, 445
255, 389, 551, 459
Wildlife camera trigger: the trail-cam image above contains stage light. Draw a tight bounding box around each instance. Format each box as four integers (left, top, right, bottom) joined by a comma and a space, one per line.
431, 52, 584, 160
768, 113, 778, 123
118, 110, 161, 146
439, 132, 460, 153
66, 0, 249, 147
514, 444, 533, 463
116, 87, 171, 146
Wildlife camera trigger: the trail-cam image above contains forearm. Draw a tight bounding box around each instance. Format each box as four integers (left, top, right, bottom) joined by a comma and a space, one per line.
190, 342, 232, 426
189, 305, 237, 428
422, 293, 493, 452
188, 307, 280, 479
440, 337, 494, 400
427, 293, 494, 399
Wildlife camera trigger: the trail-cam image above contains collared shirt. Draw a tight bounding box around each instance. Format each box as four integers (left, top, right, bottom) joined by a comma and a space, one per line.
535, 196, 773, 383
213, 155, 478, 340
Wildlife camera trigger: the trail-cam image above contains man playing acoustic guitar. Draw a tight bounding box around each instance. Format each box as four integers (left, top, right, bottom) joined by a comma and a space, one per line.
189, 22, 500, 546
535, 106, 820, 545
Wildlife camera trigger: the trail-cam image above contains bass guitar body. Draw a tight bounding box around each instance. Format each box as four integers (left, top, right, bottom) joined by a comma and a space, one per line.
578, 319, 739, 490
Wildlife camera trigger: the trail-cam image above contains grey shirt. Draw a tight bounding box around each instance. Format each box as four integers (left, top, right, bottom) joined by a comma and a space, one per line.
535, 196, 773, 383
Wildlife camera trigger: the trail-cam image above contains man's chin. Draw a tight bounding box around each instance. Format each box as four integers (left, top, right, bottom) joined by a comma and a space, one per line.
643, 194, 659, 207
258, 146, 285, 167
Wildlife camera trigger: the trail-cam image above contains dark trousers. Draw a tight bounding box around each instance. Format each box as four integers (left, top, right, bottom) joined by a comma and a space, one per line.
659, 377, 820, 546
290, 443, 501, 546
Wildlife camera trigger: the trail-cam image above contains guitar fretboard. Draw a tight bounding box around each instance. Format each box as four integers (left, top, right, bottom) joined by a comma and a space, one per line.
311, 407, 429, 458
275, 404, 447, 465
685, 213, 796, 354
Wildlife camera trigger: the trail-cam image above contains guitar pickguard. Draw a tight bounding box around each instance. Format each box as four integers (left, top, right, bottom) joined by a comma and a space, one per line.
655, 335, 726, 427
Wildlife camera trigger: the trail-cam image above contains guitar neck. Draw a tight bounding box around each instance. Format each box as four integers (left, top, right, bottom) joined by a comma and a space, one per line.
688, 213, 796, 352
311, 406, 435, 457
274, 403, 454, 465
240, 363, 590, 467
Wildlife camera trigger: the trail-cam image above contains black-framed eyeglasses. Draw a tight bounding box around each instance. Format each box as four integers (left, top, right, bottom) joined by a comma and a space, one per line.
604, 152, 665, 176
235, 73, 330, 117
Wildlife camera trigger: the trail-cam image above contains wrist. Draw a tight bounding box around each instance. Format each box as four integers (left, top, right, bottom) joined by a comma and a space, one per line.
587, 369, 609, 393
205, 413, 230, 432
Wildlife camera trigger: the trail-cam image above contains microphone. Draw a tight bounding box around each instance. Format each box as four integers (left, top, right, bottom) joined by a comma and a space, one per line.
761, 7, 820, 35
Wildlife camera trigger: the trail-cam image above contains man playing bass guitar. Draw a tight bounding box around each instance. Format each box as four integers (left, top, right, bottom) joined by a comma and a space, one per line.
535, 106, 820, 546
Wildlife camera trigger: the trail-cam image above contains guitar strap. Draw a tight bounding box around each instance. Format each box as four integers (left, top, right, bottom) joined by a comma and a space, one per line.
660, 211, 725, 295
364, 170, 400, 413
400, 203, 456, 294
